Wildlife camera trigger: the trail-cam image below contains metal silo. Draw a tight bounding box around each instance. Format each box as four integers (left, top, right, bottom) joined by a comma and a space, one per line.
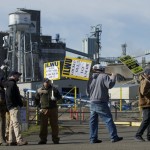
7, 9, 36, 82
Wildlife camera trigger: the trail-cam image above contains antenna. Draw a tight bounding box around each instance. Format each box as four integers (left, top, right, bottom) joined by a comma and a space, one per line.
121, 43, 127, 56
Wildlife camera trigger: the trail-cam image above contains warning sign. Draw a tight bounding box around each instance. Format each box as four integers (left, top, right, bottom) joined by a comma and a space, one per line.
62, 57, 92, 80
119, 55, 143, 75
44, 61, 60, 80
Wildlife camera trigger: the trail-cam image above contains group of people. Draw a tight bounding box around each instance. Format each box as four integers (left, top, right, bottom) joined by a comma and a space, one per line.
0, 71, 28, 146
87, 64, 150, 143
0, 71, 62, 146
0, 63, 150, 146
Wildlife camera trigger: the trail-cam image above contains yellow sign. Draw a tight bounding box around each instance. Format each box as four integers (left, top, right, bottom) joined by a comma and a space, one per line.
62, 57, 92, 80
119, 55, 143, 75
44, 61, 60, 80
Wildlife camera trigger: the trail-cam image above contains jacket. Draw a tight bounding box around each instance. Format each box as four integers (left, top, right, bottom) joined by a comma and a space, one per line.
5, 79, 23, 110
0, 85, 6, 111
35, 85, 62, 109
138, 75, 150, 108
87, 73, 116, 103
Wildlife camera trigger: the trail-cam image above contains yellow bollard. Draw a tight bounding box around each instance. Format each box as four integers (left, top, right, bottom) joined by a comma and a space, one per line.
74, 86, 77, 110
120, 87, 122, 112
36, 108, 38, 125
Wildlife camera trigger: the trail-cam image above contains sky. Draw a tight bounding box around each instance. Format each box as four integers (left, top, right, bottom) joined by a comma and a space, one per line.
1, 0, 150, 61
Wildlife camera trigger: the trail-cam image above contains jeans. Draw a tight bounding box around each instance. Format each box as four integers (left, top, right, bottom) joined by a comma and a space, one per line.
90, 102, 118, 142
136, 107, 150, 139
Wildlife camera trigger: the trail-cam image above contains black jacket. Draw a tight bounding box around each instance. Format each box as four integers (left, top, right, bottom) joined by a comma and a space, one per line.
0, 85, 6, 111
5, 79, 23, 110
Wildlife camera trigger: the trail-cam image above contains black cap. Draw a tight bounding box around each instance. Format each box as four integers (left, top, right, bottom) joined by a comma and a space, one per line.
9, 71, 22, 77
43, 78, 50, 83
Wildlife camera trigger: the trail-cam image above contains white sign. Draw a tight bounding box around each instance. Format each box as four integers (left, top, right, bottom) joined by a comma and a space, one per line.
70, 60, 91, 78
62, 57, 92, 80
46, 66, 59, 80
44, 61, 60, 80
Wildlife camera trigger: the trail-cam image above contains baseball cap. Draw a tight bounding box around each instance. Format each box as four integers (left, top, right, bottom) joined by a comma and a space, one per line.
144, 68, 150, 75
92, 64, 105, 71
9, 71, 22, 77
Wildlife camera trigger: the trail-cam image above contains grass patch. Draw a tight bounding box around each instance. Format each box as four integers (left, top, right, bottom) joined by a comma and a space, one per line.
22, 124, 64, 137
22, 125, 40, 137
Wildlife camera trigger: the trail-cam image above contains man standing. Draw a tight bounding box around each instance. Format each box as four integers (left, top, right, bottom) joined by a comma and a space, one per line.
87, 64, 123, 143
135, 68, 150, 141
35, 78, 61, 144
5, 71, 28, 146
0, 76, 7, 146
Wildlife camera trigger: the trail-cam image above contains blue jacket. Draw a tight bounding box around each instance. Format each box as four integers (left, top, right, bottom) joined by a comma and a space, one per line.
87, 73, 116, 103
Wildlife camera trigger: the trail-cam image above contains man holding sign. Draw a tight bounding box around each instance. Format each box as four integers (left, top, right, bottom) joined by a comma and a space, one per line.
87, 64, 123, 143
35, 78, 62, 144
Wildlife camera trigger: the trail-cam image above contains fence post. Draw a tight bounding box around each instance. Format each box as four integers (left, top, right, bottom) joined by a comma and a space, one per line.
79, 94, 82, 124
115, 102, 117, 120
74, 86, 77, 110
70, 108, 73, 119
35, 107, 39, 125
76, 110, 78, 120
26, 92, 29, 128
120, 87, 122, 111
82, 109, 85, 121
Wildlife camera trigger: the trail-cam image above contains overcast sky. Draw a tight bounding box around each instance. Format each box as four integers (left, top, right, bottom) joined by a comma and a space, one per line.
1, 0, 150, 60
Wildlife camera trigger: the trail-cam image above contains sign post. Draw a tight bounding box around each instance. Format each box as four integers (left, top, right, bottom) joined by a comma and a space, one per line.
62, 57, 92, 110
44, 61, 60, 101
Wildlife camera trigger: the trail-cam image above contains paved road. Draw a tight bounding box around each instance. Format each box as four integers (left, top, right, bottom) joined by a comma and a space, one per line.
0, 125, 150, 150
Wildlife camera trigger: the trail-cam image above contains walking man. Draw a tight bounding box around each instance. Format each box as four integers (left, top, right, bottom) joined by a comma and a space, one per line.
35, 78, 61, 144
5, 71, 28, 146
0, 76, 7, 146
87, 64, 123, 143
135, 68, 150, 141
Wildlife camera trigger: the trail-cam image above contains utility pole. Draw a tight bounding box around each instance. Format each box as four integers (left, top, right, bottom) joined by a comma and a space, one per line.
91, 24, 102, 64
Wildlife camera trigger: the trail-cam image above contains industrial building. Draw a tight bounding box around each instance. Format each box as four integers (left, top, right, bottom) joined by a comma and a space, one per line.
82, 37, 97, 58
0, 8, 67, 82
0, 8, 141, 98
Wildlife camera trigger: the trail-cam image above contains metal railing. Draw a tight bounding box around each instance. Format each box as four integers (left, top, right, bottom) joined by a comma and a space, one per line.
23, 88, 142, 126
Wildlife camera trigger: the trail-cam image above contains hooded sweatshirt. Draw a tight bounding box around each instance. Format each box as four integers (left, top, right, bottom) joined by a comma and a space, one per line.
87, 73, 116, 103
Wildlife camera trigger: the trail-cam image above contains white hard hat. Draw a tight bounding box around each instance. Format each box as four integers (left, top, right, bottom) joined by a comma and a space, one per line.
92, 64, 105, 71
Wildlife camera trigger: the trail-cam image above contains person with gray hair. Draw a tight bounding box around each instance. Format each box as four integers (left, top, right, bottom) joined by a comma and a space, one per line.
135, 68, 150, 141
87, 64, 123, 143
